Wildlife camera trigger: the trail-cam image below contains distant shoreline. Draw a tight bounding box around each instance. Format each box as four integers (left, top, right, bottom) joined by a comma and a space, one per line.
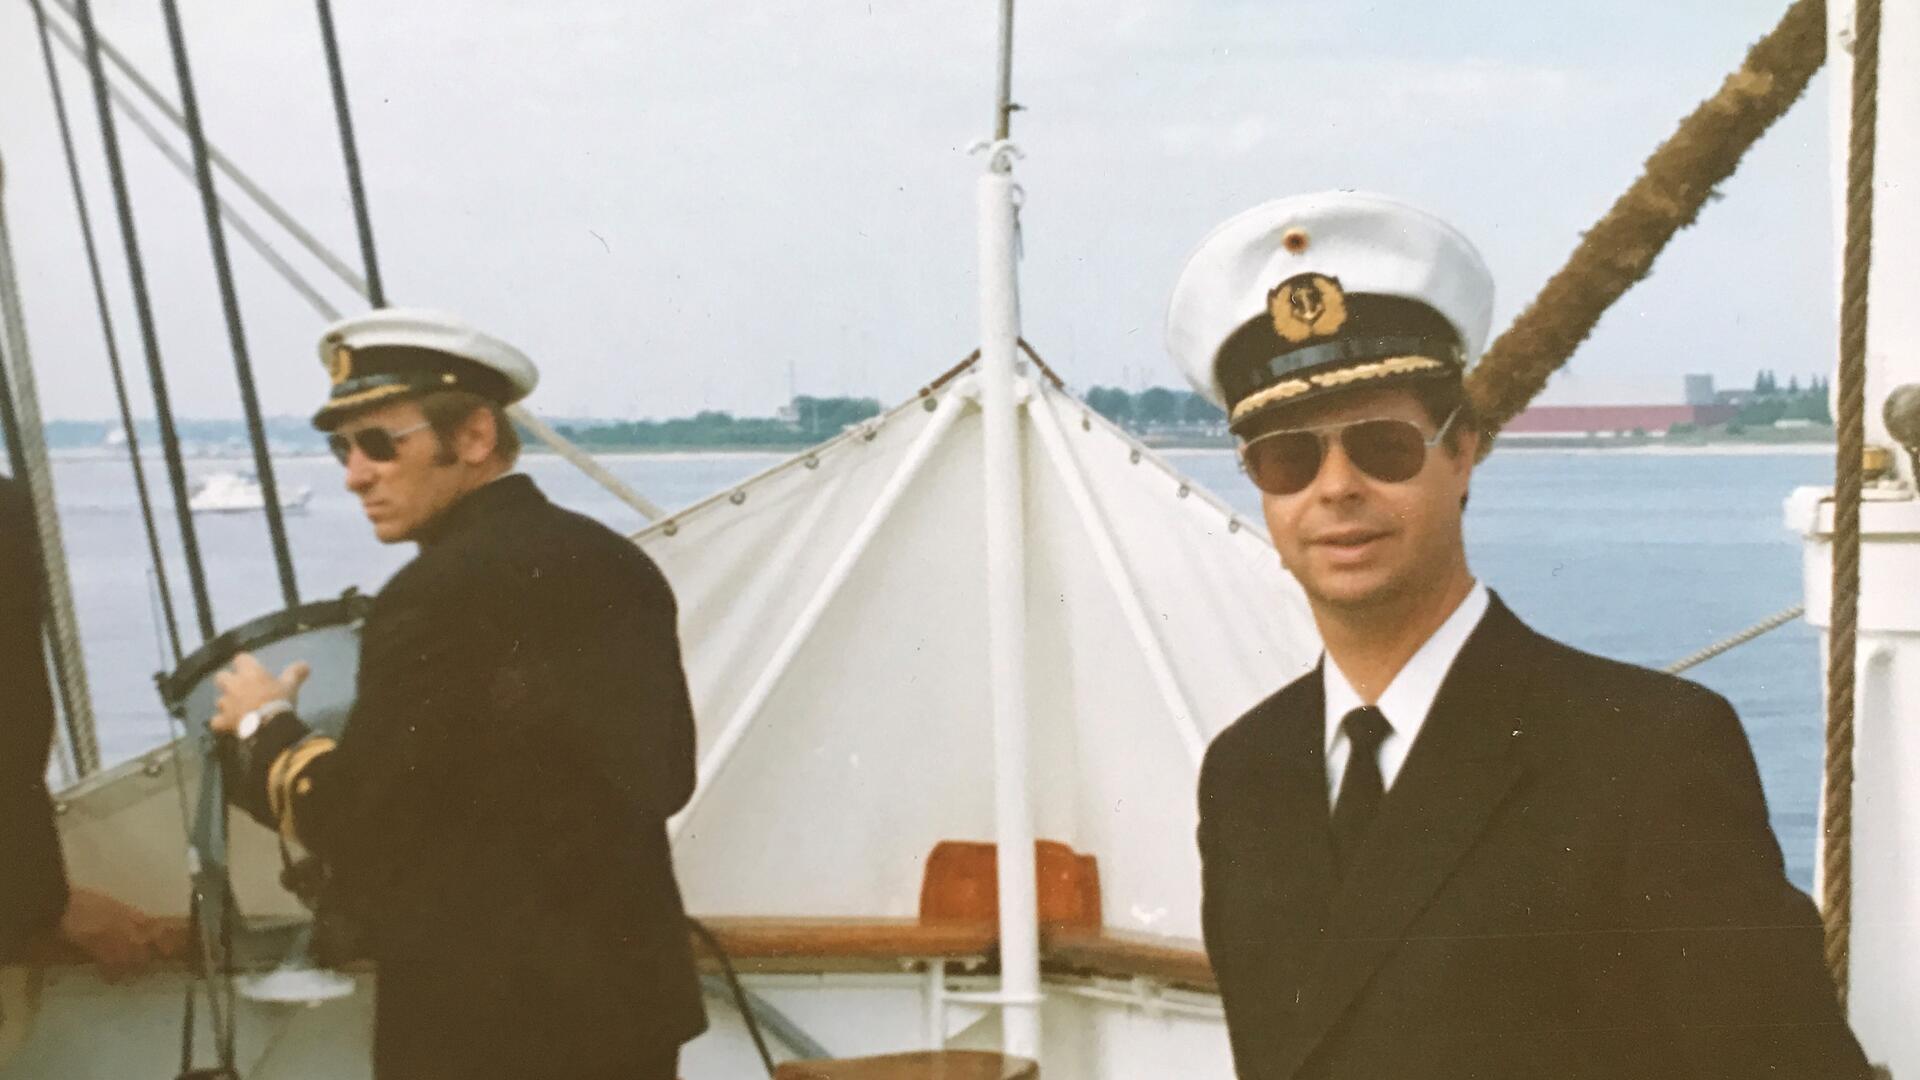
1153, 442, 1836, 459
50, 440, 1840, 462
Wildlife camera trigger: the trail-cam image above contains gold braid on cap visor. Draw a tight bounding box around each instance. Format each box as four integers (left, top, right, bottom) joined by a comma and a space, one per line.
1228, 355, 1445, 423
318, 382, 419, 416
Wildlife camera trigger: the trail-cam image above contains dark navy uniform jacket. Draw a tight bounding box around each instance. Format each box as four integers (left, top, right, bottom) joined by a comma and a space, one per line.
238, 474, 706, 1078
1198, 595, 1871, 1080
0, 476, 67, 963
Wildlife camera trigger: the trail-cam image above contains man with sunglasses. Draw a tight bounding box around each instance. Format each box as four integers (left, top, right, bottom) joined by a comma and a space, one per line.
206, 310, 706, 1079
1171, 193, 1868, 1079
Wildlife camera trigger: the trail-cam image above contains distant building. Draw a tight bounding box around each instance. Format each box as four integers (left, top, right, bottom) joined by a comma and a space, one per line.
1502, 404, 1735, 436
1684, 374, 1716, 406
1505, 375, 1737, 436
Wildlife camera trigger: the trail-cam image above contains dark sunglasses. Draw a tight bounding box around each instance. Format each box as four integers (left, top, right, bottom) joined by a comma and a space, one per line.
327, 420, 431, 465
1239, 407, 1459, 496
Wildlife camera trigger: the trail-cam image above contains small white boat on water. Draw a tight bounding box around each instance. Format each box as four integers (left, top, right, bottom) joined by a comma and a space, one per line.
188, 472, 312, 515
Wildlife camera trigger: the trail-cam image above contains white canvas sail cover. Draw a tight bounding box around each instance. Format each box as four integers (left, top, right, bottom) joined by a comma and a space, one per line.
648, 365, 1319, 940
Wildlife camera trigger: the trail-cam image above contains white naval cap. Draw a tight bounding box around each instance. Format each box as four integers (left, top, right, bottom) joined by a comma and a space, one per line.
1166, 191, 1494, 433
312, 308, 538, 430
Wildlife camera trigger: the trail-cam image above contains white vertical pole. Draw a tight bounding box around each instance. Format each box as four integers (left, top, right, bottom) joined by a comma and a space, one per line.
924, 959, 948, 1049
978, 147, 1041, 1061
1791, 1, 1920, 1073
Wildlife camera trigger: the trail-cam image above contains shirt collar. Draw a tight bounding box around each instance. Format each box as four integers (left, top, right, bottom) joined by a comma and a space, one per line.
1323, 580, 1490, 755
415, 471, 539, 547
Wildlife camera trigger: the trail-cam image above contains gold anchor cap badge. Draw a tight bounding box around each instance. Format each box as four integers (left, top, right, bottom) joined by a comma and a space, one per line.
325, 340, 353, 385
1268, 273, 1348, 344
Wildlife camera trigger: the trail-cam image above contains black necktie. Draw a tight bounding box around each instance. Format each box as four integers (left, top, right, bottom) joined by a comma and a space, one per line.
1331, 705, 1392, 877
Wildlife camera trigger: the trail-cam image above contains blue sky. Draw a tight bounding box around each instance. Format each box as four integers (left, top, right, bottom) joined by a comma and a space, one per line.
0, 0, 1834, 420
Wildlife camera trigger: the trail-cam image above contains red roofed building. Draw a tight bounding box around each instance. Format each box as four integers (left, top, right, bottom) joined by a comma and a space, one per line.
1502, 403, 1735, 435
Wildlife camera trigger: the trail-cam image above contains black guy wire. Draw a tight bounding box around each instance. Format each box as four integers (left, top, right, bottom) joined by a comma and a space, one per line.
35, 12, 350, 325
72, 0, 216, 644
38, 0, 371, 300
29, 0, 183, 664
314, 0, 386, 306
159, 0, 300, 610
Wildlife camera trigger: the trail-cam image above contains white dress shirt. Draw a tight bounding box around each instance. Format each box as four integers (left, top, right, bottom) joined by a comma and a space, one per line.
1323, 582, 1491, 802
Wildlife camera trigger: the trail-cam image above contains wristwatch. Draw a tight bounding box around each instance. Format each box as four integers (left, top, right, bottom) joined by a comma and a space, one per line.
236, 699, 295, 741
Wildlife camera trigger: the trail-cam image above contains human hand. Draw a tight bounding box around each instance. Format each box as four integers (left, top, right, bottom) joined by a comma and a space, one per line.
210, 653, 310, 735
57, 889, 175, 980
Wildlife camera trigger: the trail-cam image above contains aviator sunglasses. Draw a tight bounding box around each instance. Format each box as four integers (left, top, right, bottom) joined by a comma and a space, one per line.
327, 420, 431, 465
1239, 406, 1460, 496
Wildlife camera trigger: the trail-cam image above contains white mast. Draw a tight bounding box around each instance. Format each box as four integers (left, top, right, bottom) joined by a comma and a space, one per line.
975, 0, 1042, 1059
1788, 0, 1919, 1073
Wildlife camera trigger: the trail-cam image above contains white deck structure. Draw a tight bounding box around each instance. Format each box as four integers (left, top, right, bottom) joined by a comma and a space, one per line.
7, 364, 1319, 1078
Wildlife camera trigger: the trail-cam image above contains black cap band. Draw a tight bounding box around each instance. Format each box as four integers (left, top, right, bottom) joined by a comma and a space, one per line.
1215, 292, 1464, 426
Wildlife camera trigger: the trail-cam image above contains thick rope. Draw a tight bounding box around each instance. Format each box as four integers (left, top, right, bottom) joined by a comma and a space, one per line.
28, 0, 182, 665
1822, 0, 1878, 1011
158, 0, 302, 609
1467, 0, 1827, 439
0, 165, 102, 776
313, 0, 386, 306
1661, 604, 1805, 675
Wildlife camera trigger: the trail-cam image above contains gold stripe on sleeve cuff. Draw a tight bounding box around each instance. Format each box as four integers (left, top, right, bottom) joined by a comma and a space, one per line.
266, 736, 337, 840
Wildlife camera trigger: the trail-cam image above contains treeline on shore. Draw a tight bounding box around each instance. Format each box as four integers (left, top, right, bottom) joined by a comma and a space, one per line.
39, 375, 1826, 454
554, 396, 885, 448
551, 387, 1228, 448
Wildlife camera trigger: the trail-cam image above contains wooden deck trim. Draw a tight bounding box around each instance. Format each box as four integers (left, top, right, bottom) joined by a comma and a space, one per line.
24, 914, 1219, 995
694, 916, 998, 973
776, 1050, 1039, 1080
1040, 925, 1217, 992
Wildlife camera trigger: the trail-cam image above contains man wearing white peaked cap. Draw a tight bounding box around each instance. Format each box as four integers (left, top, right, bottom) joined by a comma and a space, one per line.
1173, 193, 1869, 1080
208, 309, 707, 1079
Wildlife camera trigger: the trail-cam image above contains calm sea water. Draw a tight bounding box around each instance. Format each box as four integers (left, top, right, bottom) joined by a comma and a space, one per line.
44, 446, 1832, 888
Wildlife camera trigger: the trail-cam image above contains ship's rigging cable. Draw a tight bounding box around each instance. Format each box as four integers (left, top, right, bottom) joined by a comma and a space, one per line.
1821, 0, 1878, 1011
32, 0, 674, 524
157, 0, 302, 610
1661, 604, 1805, 675
26, 0, 183, 665
688, 919, 779, 1077
70, 0, 217, 643
0, 158, 102, 777
1465, 0, 1828, 440
37, 20, 349, 323
312, 0, 387, 307
35, 0, 372, 300
152, 3, 297, 1066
